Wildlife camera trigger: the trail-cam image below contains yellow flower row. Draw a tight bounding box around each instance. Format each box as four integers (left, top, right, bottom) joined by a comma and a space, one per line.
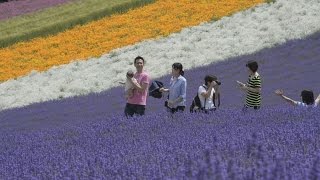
0, 0, 263, 82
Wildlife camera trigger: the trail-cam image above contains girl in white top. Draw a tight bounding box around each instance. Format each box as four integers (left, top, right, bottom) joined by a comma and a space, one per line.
198, 75, 220, 111
275, 89, 320, 108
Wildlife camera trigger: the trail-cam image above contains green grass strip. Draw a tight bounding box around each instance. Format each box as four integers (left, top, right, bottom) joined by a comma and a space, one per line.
0, 0, 156, 48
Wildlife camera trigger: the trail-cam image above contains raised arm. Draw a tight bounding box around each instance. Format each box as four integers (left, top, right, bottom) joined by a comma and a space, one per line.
275, 89, 297, 106
315, 94, 320, 106
200, 82, 215, 98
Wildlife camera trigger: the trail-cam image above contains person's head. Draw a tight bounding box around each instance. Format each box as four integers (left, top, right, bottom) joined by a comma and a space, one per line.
127, 70, 134, 78
204, 75, 218, 86
246, 60, 258, 74
172, 63, 184, 77
301, 90, 314, 105
134, 56, 145, 72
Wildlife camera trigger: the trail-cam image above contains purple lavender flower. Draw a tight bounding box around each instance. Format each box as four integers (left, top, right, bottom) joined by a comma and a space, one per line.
0, 0, 74, 20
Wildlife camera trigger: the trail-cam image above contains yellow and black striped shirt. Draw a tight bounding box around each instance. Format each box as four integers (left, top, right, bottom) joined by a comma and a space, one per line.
245, 74, 261, 107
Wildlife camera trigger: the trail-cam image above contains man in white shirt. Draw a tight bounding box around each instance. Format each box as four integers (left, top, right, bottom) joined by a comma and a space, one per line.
198, 75, 220, 112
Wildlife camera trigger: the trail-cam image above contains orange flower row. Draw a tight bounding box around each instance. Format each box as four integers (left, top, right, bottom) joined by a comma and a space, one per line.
0, 0, 263, 82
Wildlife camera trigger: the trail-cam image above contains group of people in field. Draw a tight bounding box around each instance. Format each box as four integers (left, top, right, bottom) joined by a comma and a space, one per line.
123, 56, 320, 117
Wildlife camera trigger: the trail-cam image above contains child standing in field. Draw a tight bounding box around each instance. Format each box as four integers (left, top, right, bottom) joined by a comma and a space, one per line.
237, 60, 262, 110
124, 70, 138, 99
119, 70, 138, 100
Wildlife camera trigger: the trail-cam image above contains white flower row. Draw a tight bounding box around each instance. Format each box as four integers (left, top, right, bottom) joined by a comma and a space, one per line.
0, 0, 320, 111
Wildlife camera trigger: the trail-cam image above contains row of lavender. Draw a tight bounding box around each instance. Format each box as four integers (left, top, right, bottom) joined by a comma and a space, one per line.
1, 31, 319, 131
0, 0, 74, 20
0, 107, 319, 179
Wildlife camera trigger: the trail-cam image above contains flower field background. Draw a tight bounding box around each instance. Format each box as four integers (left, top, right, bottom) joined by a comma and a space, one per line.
0, 0, 156, 48
0, 0, 263, 81
1, 27, 320, 179
1, 30, 319, 129
0, 0, 74, 20
0, 0, 320, 179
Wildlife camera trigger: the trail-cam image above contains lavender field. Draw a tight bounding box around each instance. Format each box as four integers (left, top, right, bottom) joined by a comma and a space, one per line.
0, 0, 74, 20
0, 30, 319, 179
0, 107, 320, 179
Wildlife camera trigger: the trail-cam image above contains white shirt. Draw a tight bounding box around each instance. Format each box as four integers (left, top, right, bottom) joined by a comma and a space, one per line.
295, 101, 318, 108
198, 85, 215, 110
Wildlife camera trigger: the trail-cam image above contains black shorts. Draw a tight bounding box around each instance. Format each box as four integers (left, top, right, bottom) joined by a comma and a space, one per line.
124, 103, 146, 117
243, 105, 260, 110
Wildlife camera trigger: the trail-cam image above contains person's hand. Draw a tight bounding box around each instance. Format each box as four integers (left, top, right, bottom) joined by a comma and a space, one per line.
209, 81, 216, 87
237, 81, 247, 91
236, 80, 245, 87
275, 89, 284, 96
240, 86, 247, 91
159, 88, 169, 93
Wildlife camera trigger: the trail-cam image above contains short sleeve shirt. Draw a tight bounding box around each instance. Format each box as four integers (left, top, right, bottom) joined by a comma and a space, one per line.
295, 102, 318, 108
127, 71, 150, 105
245, 74, 262, 107
198, 85, 216, 110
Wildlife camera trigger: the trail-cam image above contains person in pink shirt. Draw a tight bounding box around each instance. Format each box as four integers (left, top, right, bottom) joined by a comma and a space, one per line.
125, 56, 150, 117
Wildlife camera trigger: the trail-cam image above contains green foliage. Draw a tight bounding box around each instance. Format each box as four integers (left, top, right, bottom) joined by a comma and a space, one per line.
0, 0, 156, 48
265, 0, 276, 4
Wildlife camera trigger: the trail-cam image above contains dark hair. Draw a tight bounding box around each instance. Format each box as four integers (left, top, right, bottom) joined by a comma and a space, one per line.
301, 90, 314, 105
134, 56, 145, 64
127, 70, 134, 78
172, 63, 184, 76
246, 60, 258, 73
204, 75, 217, 86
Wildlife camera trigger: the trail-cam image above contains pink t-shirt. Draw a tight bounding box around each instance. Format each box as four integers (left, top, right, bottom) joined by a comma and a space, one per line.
127, 71, 150, 105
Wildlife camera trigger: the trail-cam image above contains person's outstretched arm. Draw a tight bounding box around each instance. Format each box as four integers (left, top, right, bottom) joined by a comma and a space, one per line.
159, 88, 169, 92
275, 89, 297, 106
315, 94, 320, 106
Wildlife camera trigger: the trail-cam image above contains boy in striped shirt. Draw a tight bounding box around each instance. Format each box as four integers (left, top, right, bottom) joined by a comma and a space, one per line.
237, 61, 262, 110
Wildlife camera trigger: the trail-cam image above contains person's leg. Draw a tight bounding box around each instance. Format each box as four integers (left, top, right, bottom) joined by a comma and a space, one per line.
205, 108, 216, 114
242, 105, 248, 113
254, 106, 260, 110
170, 106, 185, 114
124, 103, 135, 117
170, 107, 177, 114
